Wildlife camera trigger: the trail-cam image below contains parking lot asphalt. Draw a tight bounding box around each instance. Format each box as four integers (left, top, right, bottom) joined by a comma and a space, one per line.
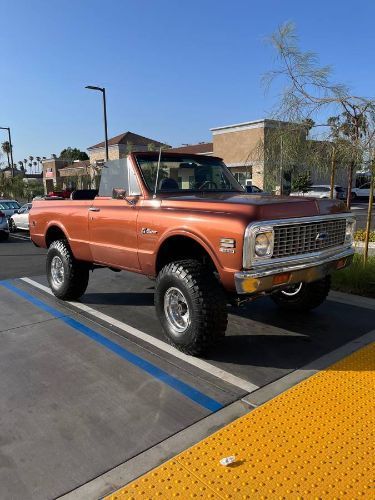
351, 200, 375, 229
0, 236, 375, 498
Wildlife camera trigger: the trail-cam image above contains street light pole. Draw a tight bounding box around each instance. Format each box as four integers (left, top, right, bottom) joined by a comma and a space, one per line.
0, 126, 15, 177
85, 85, 109, 162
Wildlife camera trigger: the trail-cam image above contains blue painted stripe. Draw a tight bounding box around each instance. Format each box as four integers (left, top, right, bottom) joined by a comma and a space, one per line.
0, 280, 222, 412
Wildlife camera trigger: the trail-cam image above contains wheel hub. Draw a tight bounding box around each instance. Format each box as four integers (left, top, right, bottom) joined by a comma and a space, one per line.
281, 282, 303, 296
164, 287, 191, 334
51, 255, 65, 286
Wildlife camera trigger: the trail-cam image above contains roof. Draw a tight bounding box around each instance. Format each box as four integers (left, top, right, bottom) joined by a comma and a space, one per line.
88, 131, 169, 150
168, 143, 213, 155
132, 151, 222, 161
60, 160, 90, 170
210, 119, 294, 134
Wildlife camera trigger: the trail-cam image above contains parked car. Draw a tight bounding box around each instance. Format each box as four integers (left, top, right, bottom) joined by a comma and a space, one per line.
0, 209, 9, 241
0, 199, 21, 218
30, 152, 354, 356
9, 203, 32, 231
290, 185, 346, 200
351, 182, 374, 199
245, 184, 272, 195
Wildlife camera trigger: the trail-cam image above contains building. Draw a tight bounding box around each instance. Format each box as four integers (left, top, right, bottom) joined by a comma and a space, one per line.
87, 131, 169, 164
168, 142, 213, 155
42, 131, 169, 192
211, 119, 294, 189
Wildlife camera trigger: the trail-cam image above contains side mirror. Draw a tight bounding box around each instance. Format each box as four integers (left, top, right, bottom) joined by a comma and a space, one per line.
112, 187, 127, 200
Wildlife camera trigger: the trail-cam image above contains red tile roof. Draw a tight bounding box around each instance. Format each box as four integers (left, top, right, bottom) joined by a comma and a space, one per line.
88, 131, 168, 150
168, 143, 213, 154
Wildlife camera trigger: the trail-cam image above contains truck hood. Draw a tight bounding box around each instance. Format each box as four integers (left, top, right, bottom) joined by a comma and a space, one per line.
160, 193, 348, 220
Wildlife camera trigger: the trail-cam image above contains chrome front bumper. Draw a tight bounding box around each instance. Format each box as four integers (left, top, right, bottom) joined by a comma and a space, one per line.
234, 246, 354, 294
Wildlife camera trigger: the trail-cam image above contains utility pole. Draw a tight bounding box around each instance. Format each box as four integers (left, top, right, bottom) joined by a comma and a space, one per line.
85, 86, 109, 161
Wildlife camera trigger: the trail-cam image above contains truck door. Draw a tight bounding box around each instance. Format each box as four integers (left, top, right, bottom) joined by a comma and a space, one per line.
88, 159, 141, 271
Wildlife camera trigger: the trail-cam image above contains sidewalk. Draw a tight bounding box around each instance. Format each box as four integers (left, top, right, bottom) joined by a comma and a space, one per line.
106, 342, 374, 498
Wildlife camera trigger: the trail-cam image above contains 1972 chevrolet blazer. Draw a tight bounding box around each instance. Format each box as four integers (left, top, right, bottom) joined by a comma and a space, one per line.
30, 152, 355, 355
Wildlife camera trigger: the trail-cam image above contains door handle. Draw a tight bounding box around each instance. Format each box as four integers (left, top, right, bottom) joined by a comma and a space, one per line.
88, 207, 100, 212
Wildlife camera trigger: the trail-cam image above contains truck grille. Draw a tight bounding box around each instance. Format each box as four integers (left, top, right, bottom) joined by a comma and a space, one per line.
273, 219, 346, 258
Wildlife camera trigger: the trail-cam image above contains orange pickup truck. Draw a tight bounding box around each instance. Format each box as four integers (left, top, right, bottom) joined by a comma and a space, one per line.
30, 152, 355, 355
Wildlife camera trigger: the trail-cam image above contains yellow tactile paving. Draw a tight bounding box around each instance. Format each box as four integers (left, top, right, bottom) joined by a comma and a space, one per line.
107, 343, 375, 499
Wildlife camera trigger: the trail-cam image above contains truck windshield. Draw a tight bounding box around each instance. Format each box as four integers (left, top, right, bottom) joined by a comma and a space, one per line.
136, 154, 244, 193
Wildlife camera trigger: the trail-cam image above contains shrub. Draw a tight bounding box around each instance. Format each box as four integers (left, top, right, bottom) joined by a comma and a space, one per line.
331, 254, 375, 298
354, 230, 375, 243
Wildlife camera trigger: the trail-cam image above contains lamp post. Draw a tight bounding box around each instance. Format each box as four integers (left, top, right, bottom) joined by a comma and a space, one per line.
0, 126, 15, 176
85, 85, 109, 161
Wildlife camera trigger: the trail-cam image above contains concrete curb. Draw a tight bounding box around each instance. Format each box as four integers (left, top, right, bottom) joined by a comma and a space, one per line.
354, 241, 375, 248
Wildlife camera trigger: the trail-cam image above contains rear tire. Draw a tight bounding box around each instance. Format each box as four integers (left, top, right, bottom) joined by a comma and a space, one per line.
155, 259, 228, 356
46, 239, 89, 300
271, 276, 331, 311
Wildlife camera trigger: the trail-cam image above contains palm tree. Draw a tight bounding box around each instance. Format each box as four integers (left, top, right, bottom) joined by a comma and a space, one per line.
36, 156, 41, 173
33, 161, 37, 174
18, 161, 25, 174
51, 154, 57, 159
1, 141, 11, 169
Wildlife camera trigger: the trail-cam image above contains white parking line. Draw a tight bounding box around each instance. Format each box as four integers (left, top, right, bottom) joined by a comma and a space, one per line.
20, 277, 259, 394
10, 233, 31, 241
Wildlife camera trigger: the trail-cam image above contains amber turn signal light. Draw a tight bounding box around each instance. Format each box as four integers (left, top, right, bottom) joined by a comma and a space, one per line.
272, 272, 291, 286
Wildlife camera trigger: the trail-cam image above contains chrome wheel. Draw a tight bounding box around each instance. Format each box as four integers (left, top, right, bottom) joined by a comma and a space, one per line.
50, 255, 65, 286
164, 287, 190, 334
281, 282, 303, 296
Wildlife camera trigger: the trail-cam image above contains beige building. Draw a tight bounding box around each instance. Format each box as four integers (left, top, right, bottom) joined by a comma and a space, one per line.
211, 119, 291, 189
42, 132, 169, 192
87, 131, 169, 164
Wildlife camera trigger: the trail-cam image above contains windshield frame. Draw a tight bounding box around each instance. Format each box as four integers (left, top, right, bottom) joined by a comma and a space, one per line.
134, 153, 245, 195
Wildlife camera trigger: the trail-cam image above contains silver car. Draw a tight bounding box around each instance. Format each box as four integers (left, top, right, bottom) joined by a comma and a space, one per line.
0, 209, 9, 241
290, 185, 346, 200
0, 199, 21, 217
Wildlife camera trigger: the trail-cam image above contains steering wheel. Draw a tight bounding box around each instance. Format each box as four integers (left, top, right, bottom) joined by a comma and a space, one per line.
197, 180, 218, 190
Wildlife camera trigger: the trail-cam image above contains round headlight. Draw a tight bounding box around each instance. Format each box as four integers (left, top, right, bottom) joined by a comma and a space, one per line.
345, 219, 355, 244
255, 232, 273, 257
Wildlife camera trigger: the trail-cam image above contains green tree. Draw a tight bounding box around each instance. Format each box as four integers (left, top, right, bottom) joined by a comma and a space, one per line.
265, 21, 375, 259
59, 147, 89, 161
1, 141, 11, 169
292, 172, 312, 192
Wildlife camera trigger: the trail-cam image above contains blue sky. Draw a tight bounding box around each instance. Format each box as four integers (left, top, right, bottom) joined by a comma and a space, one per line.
1, 0, 374, 164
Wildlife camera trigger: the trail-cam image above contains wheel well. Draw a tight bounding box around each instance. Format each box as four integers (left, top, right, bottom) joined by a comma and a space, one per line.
156, 235, 218, 274
45, 226, 67, 247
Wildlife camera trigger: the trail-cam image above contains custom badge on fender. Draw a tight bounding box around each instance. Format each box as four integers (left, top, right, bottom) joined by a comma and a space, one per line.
220, 238, 236, 253
141, 228, 158, 235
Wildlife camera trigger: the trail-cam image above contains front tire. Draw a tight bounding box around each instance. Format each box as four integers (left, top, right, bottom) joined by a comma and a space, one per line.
8, 219, 16, 232
271, 276, 331, 311
46, 239, 89, 300
155, 259, 228, 356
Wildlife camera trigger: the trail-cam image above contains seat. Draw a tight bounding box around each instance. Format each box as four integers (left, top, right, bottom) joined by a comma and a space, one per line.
159, 178, 179, 191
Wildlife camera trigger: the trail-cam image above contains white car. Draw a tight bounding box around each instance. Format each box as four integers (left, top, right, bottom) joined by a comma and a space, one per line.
290, 185, 346, 200
351, 182, 374, 199
9, 203, 32, 231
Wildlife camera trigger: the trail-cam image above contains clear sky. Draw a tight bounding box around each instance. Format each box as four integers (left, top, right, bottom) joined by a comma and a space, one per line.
1, 0, 374, 164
